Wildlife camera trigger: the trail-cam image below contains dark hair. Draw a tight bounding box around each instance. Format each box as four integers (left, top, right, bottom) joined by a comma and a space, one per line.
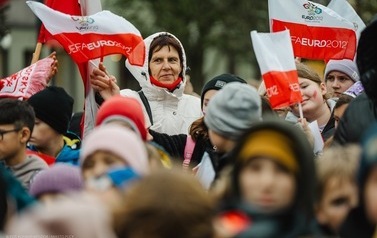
334, 94, 354, 109
189, 117, 208, 141
0, 98, 35, 134
148, 34, 184, 76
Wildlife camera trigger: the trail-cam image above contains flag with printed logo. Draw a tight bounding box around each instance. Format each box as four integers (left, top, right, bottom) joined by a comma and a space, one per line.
327, 0, 365, 39
27, 1, 143, 65
269, 0, 357, 61
251, 30, 302, 109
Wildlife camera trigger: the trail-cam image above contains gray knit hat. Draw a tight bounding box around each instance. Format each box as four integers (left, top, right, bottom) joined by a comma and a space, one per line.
204, 82, 262, 140
324, 59, 360, 82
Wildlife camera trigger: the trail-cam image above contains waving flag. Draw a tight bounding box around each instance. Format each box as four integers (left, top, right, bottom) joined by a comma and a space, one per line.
269, 0, 357, 61
37, 0, 81, 44
327, 0, 365, 39
251, 30, 302, 109
27, 1, 143, 65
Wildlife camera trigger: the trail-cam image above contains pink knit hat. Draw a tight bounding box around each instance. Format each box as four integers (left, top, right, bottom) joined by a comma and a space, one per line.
80, 125, 149, 175
95, 95, 147, 141
29, 164, 83, 197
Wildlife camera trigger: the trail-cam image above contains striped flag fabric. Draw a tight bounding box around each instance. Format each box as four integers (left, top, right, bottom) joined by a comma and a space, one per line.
327, 0, 366, 39
251, 30, 302, 109
27, 1, 143, 65
269, 0, 357, 61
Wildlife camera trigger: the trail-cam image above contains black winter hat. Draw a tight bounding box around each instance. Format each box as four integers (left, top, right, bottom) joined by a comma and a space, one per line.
28, 86, 74, 134
200, 74, 247, 109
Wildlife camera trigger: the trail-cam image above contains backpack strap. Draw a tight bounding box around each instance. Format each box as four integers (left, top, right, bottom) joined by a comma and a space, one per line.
182, 135, 196, 169
138, 90, 153, 125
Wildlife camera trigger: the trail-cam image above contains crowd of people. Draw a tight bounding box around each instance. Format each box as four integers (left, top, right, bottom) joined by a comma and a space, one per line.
0, 11, 377, 238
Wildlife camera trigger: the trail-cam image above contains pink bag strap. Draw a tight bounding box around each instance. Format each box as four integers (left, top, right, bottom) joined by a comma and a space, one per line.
182, 135, 196, 169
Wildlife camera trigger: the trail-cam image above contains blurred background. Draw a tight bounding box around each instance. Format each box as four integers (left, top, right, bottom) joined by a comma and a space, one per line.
0, 0, 376, 112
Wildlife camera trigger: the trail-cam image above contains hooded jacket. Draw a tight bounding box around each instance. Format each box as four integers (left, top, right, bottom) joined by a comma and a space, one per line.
218, 119, 319, 238
120, 32, 202, 135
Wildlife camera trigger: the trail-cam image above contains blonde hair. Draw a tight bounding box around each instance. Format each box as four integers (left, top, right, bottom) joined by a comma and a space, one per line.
316, 144, 360, 200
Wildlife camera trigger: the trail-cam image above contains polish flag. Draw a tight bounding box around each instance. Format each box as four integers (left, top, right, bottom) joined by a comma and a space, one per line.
37, 0, 81, 45
251, 30, 302, 109
327, 0, 366, 39
269, 0, 357, 61
0, 57, 54, 100
27, 1, 143, 65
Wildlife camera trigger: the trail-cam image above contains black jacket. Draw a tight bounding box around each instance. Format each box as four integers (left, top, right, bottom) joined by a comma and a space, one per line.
333, 93, 377, 145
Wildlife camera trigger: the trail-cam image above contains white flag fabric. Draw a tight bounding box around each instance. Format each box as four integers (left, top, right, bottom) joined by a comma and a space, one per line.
27, 1, 143, 64
251, 30, 302, 109
327, 0, 366, 39
79, 0, 103, 139
269, 0, 357, 60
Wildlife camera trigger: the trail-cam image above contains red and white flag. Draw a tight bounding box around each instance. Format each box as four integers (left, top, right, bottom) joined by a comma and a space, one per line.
251, 30, 302, 109
37, 0, 81, 46
327, 0, 365, 39
269, 0, 357, 61
0, 57, 53, 100
27, 1, 143, 65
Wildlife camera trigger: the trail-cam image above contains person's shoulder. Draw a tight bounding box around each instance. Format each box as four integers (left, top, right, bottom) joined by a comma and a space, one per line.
25, 154, 49, 170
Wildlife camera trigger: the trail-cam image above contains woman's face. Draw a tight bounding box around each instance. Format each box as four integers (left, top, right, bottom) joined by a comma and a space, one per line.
294, 77, 327, 114
239, 157, 296, 213
202, 89, 218, 115
149, 45, 182, 84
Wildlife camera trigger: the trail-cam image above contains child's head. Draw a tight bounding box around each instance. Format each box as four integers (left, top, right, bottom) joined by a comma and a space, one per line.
0, 99, 35, 164
80, 125, 149, 181
315, 145, 360, 233
96, 95, 148, 141
204, 82, 262, 153
29, 164, 83, 205
230, 120, 315, 216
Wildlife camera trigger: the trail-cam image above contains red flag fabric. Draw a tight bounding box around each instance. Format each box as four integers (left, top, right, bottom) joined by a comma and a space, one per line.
28, 1, 143, 65
37, 0, 81, 44
251, 30, 302, 109
269, 0, 357, 61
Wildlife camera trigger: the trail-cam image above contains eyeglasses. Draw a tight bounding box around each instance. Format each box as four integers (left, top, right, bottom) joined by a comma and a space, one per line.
0, 128, 21, 141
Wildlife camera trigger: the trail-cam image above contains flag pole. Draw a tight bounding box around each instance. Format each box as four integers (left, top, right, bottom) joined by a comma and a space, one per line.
298, 102, 304, 120
31, 42, 43, 64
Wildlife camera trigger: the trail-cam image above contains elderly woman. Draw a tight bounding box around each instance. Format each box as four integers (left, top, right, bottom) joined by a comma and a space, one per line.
90, 32, 201, 135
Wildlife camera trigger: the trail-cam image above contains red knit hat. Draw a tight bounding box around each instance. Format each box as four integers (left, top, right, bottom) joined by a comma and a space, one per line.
95, 95, 147, 141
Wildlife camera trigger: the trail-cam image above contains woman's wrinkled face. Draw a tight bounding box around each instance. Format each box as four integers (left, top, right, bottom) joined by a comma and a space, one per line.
239, 157, 296, 213
149, 45, 182, 84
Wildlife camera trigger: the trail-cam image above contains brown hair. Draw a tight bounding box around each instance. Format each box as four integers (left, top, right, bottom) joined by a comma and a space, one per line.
115, 169, 215, 238
148, 34, 184, 76
334, 94, 354, 109
189, 116, 208, 141
316, 144, 360, 201
296, 62, 329, 100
